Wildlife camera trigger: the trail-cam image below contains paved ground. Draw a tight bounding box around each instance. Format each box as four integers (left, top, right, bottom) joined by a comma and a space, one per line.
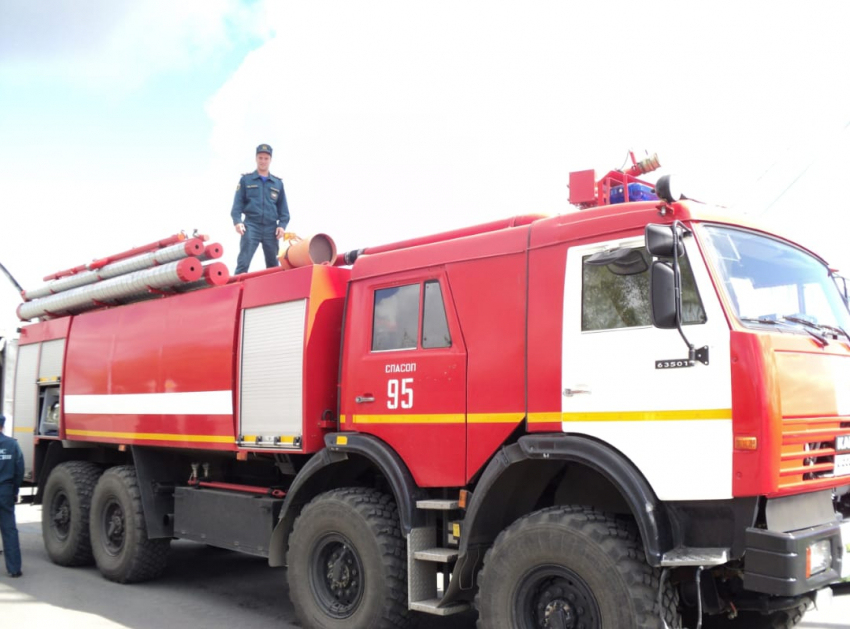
0, 504, 475, 629
1, 504, 847, 628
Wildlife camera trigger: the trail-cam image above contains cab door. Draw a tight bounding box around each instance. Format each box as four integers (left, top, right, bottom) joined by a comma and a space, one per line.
341, 271, 467, 487
561, 234, 733, 501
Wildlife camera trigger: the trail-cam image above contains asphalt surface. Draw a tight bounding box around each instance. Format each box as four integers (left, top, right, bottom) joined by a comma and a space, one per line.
1, 504, 847, 629
0, 504, 475, 629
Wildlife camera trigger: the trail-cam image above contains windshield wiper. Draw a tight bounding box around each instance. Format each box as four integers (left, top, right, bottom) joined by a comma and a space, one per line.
741, 316, 829, 346
782, 316, 845, 346
814, 322, 850, 344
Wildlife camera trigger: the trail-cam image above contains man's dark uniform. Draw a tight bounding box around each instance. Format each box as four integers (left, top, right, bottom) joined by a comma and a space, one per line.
0, 415, 24, 577
231, 144, 290, 274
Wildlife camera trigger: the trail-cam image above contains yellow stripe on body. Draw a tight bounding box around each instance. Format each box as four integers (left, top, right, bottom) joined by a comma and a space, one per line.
13, 426, 35, 434
349, 410, 731, 425
240, 435, 297, 444
65, 429, 233, 443
527, 412, 562, 424
352, 414, 465, 424
559, 408, 732, 422
468, 413, 524, 424
352, 413, 524, 425
346, 410, 731, 425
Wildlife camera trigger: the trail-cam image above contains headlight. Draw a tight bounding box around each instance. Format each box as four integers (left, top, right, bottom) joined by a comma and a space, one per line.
807, 540, 832, 577
47, 401, 60, 424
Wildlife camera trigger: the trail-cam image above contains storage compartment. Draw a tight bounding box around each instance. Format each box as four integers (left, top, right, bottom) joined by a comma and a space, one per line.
238, 265, 348, 454
173, 486, 283, 557
238, 299, 307, 448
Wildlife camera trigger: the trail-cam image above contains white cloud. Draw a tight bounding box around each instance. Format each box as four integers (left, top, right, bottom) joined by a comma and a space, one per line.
0, 0, 279, 328
0, 0, 274, 91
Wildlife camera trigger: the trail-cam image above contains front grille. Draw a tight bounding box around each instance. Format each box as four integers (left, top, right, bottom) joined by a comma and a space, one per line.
779, 417, 850, 491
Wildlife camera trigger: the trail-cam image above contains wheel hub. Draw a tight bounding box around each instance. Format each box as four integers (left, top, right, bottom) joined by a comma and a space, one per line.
51, 492, 71, 540
102, 499, 126, 555
53, 505, 70, 526
516, 567, 601, 629
543, 594, 575, 629
312, 534, 365, 619
324, 546, 359, 602
328, 547, 357, 590
107, 513, 124, 539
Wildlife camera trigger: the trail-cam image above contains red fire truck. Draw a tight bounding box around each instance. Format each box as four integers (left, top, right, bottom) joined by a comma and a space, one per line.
6, 157, 850, 629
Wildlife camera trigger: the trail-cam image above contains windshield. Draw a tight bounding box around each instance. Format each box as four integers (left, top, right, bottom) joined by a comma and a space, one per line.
701, 225, 850, 333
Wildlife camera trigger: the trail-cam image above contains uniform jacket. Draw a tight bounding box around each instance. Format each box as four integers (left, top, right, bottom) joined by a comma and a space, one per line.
0, 433, 24, 494
231, 171, 290, 230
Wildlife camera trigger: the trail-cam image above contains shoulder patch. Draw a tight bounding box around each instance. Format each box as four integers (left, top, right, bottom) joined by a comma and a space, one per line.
235, 183, 241, 192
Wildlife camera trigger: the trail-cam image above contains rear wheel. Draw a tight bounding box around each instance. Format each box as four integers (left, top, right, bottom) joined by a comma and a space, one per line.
476, 505, 681, 629
90, 465, 170, 583
287, 488, 413, 629
42, 461, 102, 566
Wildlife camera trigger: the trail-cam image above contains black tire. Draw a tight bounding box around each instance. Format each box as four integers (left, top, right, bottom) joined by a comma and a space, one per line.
475, 506, 681, 629
90, 465, 170, 583
287, 487, 414, 629
698, 602, 809, 629
42, 461, 102, 566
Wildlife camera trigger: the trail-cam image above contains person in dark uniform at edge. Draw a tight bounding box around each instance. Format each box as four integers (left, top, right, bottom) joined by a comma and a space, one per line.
0, 414, 24, 578
231, 143, 290, 274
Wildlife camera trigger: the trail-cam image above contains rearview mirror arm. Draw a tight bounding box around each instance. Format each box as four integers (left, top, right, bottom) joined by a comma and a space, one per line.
671, 220, 692, 353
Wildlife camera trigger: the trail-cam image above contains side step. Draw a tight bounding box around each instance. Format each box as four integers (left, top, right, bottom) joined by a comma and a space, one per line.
416, 499, 460, 510
410, 598, 470, 615
661, 547, 729, 567
414, 547, 459, 562
408, 497, 470, 617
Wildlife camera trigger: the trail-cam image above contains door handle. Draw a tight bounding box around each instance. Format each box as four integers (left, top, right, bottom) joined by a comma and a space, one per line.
563, 388, 591, 397
355, 395, 375, 403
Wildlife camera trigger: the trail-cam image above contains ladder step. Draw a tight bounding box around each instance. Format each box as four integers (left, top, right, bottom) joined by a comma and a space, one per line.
413, 547, 459, 562
661, 547, 729, 567
416, 499, 460, 510
409, 598, 470, 616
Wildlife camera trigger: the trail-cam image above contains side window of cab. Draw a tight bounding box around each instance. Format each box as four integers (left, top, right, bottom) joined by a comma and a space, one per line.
372, 280, 451, 351
581, 247, 706, 331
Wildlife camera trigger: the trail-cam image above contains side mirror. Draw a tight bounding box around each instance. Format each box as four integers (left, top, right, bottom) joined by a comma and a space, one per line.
645, 224, 684, 258
650, 260, 678, 329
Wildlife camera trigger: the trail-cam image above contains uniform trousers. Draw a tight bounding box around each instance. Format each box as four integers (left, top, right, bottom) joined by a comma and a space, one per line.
235, 224, 280, 274
0, 490, 21, 575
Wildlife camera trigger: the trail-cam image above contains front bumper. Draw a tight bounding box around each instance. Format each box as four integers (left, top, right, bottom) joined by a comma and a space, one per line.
743, 520, 850, 596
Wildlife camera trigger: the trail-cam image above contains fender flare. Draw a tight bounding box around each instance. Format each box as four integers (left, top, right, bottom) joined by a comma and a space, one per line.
444, 434, 672, 598
462, 434, 671, 567
268, 432, 428, 566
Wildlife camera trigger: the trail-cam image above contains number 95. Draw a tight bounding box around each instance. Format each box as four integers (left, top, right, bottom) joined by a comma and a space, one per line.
387, 378, 413, 409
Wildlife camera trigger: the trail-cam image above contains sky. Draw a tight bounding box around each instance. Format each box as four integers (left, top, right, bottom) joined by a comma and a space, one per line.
2, 1, 850, 334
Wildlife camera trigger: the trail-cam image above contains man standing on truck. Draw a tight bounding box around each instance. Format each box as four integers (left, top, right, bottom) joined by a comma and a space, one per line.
231, 143, 290, 274
0, 414, 24, 577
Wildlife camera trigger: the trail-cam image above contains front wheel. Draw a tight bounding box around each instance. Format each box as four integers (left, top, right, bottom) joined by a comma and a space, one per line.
476, 505, 681, 629
287, 488, 413, 629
